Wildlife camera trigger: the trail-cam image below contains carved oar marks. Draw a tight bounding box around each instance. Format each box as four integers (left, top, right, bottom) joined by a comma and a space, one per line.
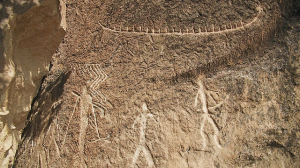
99, 5, 263, 36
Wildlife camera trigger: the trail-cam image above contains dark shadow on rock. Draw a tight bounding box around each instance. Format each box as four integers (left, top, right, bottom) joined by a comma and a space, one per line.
267, 141, 296, 159
13, 70, 71, 165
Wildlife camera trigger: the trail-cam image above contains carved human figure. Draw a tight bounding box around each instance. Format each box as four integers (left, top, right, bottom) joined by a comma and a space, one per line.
195, 78, 227, 149
132, 102, 155, 168
61, 64, 109, 167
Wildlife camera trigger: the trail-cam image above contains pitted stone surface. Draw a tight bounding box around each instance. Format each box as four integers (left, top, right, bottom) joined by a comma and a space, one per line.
12, 0, 300, 167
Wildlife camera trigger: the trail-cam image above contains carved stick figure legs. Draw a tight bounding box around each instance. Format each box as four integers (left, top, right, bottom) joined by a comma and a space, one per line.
196, 79, 222, 149
132, 103, 154, 168
132, 145, 154, 168
79, 86, 91, 168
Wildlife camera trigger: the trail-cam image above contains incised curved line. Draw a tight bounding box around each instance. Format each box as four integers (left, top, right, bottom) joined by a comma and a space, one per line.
99, 6, 263, 36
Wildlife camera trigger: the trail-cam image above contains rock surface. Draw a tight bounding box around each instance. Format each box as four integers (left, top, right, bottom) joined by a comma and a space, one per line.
12, 0, 300, 167
0, 0, 66, 167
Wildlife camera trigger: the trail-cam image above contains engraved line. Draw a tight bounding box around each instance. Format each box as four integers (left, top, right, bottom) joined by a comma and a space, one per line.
196, 80, 223, 149
70, 64, 109, 143
71, 64, 107, 104
132, 103, 155, 168
79, 86, 90, 167
91, 102, 101, 139
99, 6, 263, 36
197, 80, 208, 149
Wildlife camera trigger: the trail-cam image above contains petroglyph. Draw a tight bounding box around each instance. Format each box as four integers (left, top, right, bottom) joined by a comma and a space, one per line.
132, 103, 155, 168
65, 86, 110, 167
51, 122, 61, 157
72, 64, 107, 105
79, 86, 90, 167
70, 63, 107, 131
61, 93, 80, 147
61, 64, 109, 164
99, 6, 263, 36
195, 79, 228, 149
66, 91, 109, 141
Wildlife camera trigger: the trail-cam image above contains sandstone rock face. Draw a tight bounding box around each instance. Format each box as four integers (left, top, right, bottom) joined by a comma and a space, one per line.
0, 0, 66, 167
13, 0, 300, 167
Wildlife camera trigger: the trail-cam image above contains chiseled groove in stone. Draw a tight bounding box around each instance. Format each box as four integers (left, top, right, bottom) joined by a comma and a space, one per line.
99, 6, 263, 36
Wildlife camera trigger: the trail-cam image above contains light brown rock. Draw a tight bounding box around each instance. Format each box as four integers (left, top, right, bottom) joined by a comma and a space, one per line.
0, 0, 66, 166
12, 0, 300, 167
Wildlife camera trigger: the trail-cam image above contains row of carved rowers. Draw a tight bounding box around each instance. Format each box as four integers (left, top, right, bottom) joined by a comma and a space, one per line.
99, 19, 256, 35
99, 6, 263, 35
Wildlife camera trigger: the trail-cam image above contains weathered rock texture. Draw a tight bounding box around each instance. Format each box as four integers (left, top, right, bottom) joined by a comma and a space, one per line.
0, 0, 66, 167
13, 0, 300, 167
